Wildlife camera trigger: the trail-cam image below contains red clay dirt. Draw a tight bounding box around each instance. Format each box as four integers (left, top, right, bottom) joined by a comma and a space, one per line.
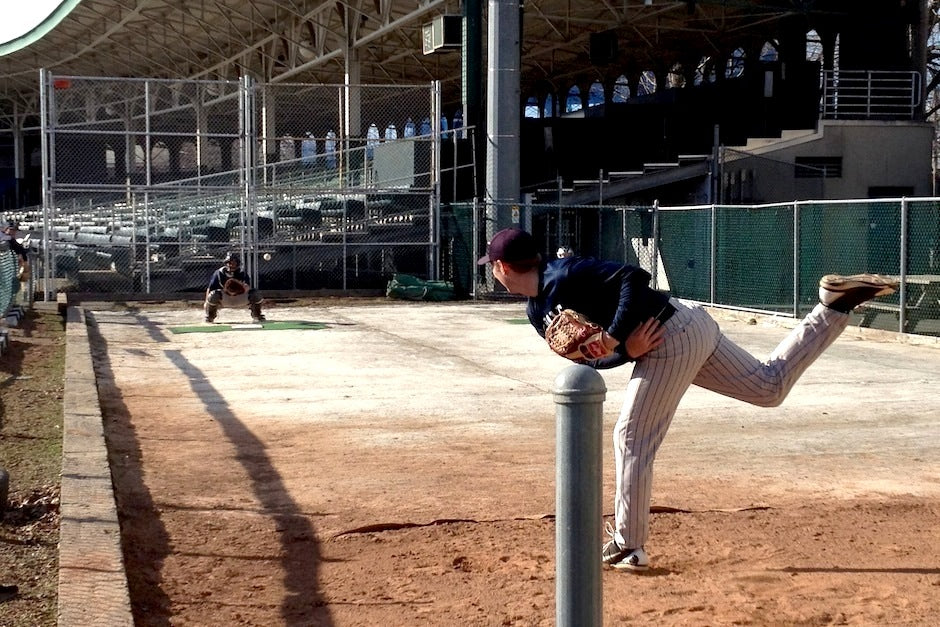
88, 299, 940, 626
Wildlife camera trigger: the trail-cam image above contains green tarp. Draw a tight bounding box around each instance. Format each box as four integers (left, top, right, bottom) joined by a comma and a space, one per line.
386, 274, 455, 302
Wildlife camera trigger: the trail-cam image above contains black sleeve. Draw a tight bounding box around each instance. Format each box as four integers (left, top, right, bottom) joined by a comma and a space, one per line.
605, 266, 651, 341
9, 239, 27, 261
584, 347, 631, 369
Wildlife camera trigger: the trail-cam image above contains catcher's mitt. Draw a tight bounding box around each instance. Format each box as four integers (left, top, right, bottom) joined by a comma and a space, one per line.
544, 308, 616, 362
223, 278, 247, 296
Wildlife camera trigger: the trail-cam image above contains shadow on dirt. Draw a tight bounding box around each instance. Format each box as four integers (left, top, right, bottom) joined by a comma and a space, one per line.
88, 312, 335, 626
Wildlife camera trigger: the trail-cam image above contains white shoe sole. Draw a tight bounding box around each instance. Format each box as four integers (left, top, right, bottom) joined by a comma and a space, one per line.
611, 561, 649, 572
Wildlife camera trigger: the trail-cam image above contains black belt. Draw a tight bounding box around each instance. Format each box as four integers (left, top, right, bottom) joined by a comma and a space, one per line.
653, 301, 676, 325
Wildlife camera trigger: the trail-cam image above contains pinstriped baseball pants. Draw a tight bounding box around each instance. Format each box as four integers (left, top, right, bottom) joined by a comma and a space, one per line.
612, 298, 850, 549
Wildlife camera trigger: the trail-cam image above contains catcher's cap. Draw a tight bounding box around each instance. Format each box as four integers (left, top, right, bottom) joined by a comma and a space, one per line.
477, 227, 538, 265
4, 219, 17, 230
224, 251, 241, 265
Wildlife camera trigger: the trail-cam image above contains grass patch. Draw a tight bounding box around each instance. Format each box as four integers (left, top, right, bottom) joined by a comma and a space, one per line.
168, 320, 329, 334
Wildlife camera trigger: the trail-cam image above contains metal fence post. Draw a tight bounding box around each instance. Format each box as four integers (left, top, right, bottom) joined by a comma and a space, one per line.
553, 364, 605, 627
709, 203, 717, 305
651, 199, 660, 289
793, 201, 800, 318
899, 197, 908, 333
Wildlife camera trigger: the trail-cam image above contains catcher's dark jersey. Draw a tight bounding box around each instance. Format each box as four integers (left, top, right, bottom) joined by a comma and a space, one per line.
525, 256, 673, 368
1, 233, 27, 262
207, 266, 251, 292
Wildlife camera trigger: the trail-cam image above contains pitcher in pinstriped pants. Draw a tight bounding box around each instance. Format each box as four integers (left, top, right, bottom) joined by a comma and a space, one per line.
478, 227, 899, 572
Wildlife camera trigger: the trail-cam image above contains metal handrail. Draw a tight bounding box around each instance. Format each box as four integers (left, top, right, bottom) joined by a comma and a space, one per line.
821, 70, 921, 120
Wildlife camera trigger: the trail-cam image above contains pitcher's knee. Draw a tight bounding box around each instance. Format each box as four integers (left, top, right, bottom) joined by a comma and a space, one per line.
753, 389, 788, 408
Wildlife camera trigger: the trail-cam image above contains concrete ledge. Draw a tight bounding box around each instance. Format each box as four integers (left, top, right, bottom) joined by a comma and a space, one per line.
58, 306, 133, 626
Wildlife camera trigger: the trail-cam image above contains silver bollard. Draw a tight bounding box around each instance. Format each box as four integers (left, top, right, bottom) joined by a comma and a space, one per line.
553, 364, 606, 627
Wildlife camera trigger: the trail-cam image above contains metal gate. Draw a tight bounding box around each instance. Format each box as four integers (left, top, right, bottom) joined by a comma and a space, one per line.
38, 72, 441, 298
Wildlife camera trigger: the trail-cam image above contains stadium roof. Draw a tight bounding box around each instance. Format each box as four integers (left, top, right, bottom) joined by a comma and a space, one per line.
0, 1, 872, 127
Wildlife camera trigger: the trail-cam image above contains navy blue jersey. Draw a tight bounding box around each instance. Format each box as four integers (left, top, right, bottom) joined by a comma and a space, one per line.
526, 256, 672, 368
207, 266, 251, 291
1, 233, 27, 262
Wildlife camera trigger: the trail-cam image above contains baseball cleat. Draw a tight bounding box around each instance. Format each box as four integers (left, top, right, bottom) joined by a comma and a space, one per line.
603, 542, 649, 571
818, 273, 899, 313
611, 547, 649, 571
602, 523, 650, 571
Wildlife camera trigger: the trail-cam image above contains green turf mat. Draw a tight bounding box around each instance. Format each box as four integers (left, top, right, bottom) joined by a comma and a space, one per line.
169, 320, 328, 334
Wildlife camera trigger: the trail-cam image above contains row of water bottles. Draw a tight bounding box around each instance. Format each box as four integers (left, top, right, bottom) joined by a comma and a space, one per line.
365, 110, 466, 158
300, 130, 338, 167
299, 110, 465, 164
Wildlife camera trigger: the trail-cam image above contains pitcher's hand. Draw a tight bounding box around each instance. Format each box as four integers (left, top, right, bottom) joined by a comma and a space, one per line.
625, 318, 666, 359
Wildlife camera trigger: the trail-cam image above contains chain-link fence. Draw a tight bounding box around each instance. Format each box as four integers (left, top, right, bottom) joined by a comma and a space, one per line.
0, 242, 18, 317
25, 73, 940, 336
35, 74, 452, 297
461, 198, 940, 336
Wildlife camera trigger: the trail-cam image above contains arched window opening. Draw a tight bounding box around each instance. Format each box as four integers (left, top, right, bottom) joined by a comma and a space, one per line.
151, 142, 169, 174
667, 63, 685, 89
524, 95, 540, 118
694, 56, 710, 86
132, 144, 145, 173
806, 29, 823, 63
726, 47, 746, 79
543, 93, 555, 118
760, 41, 778, 62
203, 139, 222, 172
588, 82, 605, 107
637, 70, 657, 96
612, 75, 631, 102
565, 86, 583, 113
179, 140, 199, 170
105, 146, 116, 179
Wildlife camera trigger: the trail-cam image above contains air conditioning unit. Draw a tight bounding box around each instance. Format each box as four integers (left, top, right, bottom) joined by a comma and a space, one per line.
422, 15, 462, 55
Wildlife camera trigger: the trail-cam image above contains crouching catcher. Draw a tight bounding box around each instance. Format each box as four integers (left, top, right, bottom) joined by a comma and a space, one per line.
204, 252, 265, 322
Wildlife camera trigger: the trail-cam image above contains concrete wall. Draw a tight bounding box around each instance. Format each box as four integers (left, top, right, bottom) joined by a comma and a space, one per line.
730, 120, 934, 202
